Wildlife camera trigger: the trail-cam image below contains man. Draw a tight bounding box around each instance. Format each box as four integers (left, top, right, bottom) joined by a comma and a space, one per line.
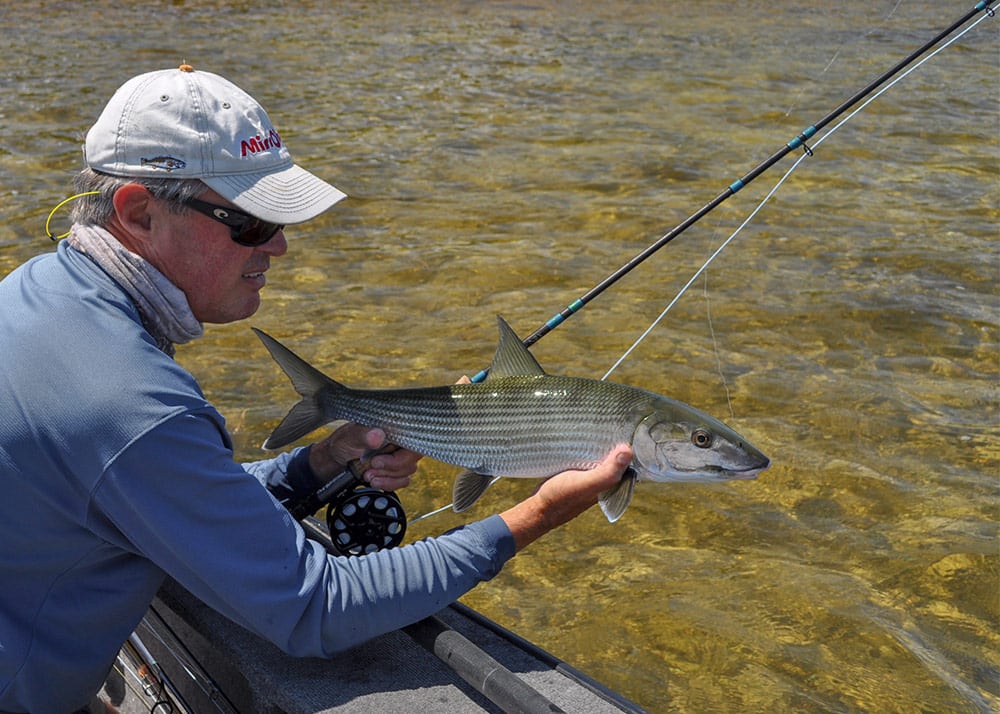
0, 65, 632, 712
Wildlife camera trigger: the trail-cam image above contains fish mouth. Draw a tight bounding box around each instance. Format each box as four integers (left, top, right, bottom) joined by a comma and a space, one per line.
696, 458, 769, 481
728, 468, 765, 480
654, 463, 769, 483
728, 460, 771, 480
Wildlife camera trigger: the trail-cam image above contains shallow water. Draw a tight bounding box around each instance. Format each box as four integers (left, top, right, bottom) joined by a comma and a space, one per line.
1, 1, 997, 711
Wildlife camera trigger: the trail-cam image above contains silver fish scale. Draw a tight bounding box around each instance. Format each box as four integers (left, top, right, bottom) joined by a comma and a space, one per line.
321, 374, 657, 477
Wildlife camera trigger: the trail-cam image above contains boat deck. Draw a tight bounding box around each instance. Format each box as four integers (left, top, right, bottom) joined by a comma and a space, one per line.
102, 518, 647, 714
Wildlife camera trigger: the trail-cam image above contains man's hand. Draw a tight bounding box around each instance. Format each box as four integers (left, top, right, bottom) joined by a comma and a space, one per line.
309, 423, 422, 491
500, 444, 633, 552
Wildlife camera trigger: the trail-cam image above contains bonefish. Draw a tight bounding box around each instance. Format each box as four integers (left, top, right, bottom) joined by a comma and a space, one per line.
255, 317, 770, 522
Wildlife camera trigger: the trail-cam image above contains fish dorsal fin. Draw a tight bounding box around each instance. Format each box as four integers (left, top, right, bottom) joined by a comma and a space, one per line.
486, 316, 546, 380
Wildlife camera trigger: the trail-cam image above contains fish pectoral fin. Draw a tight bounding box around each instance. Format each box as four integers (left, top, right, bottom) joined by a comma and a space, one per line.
598, 468, 637, 523
452, 471, 496, 512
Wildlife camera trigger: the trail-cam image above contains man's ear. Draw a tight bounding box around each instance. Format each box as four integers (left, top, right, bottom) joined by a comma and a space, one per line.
110, 183, 153, 237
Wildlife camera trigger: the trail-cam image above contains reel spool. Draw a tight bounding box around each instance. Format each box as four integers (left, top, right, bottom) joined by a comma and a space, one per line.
326, 485, 406, 557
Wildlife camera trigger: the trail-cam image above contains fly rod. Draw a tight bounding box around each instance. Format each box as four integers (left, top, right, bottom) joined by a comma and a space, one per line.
468, 0, 997, 382
352, 0, 996, 509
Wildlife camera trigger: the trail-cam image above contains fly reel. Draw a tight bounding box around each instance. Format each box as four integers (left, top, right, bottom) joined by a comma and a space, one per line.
326, 484, 406, 557
285, 457, 408, 557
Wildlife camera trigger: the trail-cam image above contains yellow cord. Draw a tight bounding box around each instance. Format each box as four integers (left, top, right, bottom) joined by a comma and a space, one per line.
44, 191, 101, 241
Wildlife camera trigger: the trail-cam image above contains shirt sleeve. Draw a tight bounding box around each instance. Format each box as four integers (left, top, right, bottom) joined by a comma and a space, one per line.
87, 411, 517, 657
242, 445, 323, 515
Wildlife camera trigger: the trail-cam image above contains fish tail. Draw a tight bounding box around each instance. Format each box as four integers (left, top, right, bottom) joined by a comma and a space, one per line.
253, 328, 345, 449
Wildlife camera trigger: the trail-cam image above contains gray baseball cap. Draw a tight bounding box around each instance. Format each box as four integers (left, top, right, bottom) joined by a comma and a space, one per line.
84, 64, 346, 224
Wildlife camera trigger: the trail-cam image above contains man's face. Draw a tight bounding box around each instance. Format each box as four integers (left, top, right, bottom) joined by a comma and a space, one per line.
144, 189, 288, 324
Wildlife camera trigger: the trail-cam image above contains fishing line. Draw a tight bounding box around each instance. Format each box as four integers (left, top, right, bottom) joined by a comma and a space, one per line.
782, 0, 905, 117
601, 163, 795, 380
602, 2, 997, 381
703, 272, 735, 420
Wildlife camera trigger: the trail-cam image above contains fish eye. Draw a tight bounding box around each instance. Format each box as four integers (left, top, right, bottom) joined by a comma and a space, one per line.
691, 429, 713, 449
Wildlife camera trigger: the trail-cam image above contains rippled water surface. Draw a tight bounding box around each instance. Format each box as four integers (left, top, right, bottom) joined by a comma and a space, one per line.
1, 2, 997, 711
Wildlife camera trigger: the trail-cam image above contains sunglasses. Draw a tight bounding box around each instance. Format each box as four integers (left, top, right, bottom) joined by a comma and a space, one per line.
182, 197, 284, 247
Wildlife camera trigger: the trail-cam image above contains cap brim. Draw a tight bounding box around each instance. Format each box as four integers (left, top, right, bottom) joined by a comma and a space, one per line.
203, 163, 346, 225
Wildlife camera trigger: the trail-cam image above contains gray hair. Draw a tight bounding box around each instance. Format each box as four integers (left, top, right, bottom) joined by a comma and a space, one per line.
70, 168, 206, 226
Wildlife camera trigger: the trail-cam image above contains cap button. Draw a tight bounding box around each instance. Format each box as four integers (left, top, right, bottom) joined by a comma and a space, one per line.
178, 63, 194, 72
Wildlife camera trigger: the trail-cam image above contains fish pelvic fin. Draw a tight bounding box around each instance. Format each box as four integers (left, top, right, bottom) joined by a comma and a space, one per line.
253, 328, 344, 449
485, 316, 546, 380
598, 468, 637, 523
452, 471, 497, 512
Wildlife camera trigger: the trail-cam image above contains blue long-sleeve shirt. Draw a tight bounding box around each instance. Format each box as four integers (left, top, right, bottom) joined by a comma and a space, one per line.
0, 242, 515, 713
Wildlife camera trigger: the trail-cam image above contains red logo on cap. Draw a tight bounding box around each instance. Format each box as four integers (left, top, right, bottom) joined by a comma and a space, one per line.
240, 128, 282, 157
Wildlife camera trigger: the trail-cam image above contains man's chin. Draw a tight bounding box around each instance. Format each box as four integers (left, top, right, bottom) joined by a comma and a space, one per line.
197, 296, 262, 325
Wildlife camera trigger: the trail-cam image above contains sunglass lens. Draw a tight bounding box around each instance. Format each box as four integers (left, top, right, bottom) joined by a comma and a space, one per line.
234, 220, 283, 247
